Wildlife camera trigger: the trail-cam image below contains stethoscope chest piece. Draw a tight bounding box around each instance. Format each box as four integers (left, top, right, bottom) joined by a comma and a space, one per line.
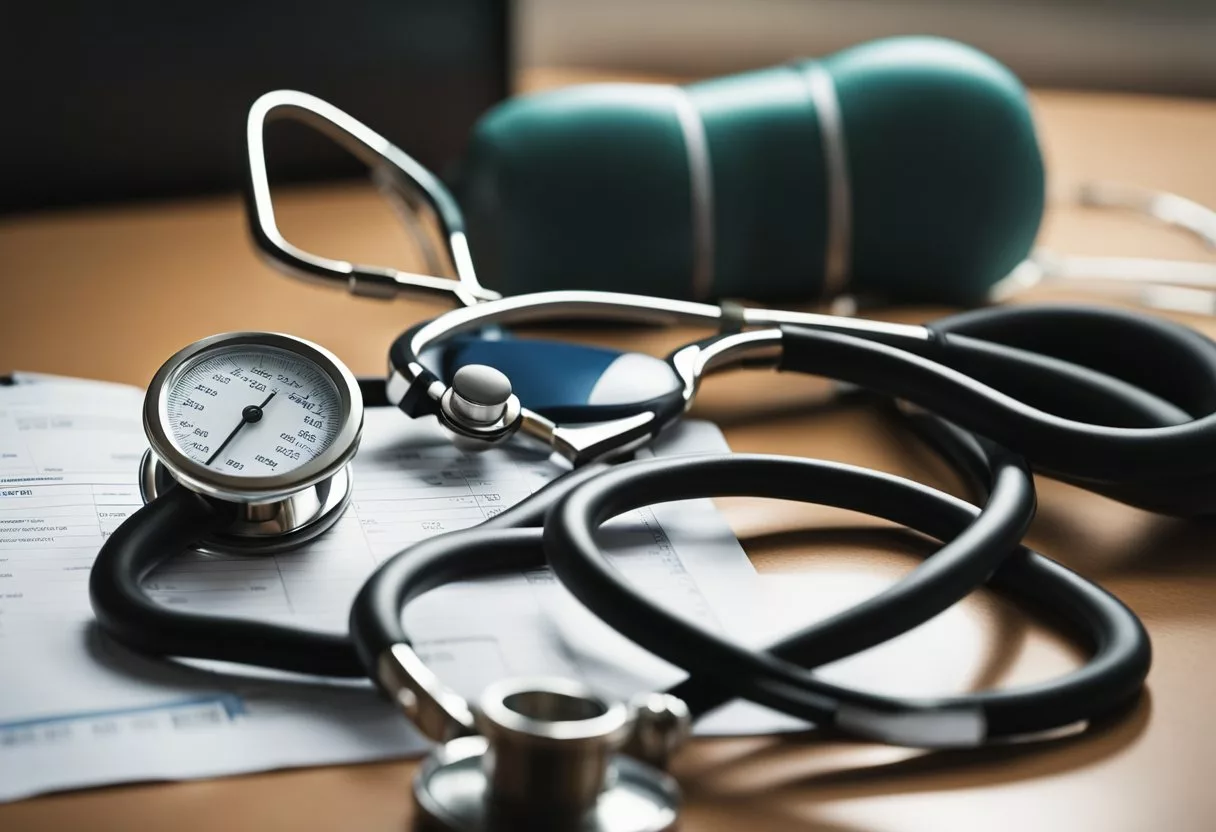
413, 677, 682, 832
138, 331, 364, 555
138, 450, 353, 554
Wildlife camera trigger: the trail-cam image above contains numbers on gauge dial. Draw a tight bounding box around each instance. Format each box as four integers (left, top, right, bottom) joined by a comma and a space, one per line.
164, 346, 342, 476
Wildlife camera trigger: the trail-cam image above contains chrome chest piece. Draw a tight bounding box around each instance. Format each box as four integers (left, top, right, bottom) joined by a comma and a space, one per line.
437, 364, 522, 452
139, 332, 363, 554
402, 673, 688, 832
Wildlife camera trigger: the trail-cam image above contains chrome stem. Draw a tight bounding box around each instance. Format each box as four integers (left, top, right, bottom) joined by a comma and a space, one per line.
407, 290, 929, 359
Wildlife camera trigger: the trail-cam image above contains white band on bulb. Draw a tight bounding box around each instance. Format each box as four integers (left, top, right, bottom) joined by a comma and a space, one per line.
670, 86, 716, 302
800, 63, 854, 299
835, 704, 986, 748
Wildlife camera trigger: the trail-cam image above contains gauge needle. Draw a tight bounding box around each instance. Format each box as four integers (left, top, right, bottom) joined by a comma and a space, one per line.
204, 391, 276, 466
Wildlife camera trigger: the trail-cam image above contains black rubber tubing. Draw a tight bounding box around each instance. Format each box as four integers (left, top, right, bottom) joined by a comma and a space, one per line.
921, 306, 1216, 516
89, 419, 1029, 684
88, 485, 364, 676
542, 453, 1151, 742
347, 460, 614, 672
349, 445, 1040, 731
931, 304, 1216, 419
665, 410, 1007, 717
88, 462, 612, 677
906, 331, 1190, 428
777, 318, 1216, 484
349, 416, 1029, 665
876, 332, 1213, 515
95, 314, 1184, 680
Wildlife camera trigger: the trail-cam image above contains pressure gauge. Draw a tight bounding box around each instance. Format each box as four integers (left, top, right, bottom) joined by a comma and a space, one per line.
140, 332, 363, 553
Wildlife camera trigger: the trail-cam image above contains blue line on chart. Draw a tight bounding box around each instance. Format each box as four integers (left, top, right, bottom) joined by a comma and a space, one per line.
0, 694, 246, 731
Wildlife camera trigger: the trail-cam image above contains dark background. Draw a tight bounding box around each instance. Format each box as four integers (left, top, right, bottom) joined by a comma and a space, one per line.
3, 0, 1211, 216
0, 1, 510, 214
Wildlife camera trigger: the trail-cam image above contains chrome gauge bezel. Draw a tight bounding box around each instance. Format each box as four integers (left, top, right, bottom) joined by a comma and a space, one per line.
143, 331, 363, 504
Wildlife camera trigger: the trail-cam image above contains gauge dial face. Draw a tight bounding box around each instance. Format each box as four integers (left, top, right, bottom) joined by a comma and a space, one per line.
163, 344, 343, 478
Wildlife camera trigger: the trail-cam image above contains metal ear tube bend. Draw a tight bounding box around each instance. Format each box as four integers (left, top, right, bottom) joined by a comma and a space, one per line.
384, 293, 926, 463
377, 643, 476, 743
244, 90, 498, 305
384, 288, 1216, 512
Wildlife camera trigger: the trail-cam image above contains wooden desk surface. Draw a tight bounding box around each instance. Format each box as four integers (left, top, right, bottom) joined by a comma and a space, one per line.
1, 70, 1215, 831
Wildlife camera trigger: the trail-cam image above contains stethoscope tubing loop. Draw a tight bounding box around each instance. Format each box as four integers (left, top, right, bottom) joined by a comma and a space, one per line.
543, 452, 1151, 746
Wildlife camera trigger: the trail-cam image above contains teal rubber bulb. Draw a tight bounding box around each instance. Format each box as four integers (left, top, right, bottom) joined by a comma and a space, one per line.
455, 36, 1045, 306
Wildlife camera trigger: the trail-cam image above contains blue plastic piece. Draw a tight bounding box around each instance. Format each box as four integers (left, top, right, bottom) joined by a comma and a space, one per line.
430, 334, 682, 424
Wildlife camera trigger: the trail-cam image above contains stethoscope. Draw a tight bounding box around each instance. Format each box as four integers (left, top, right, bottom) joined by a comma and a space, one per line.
84, 88, 1216, 830
90, 330, 1150, 830
90, 339, 1150, 831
